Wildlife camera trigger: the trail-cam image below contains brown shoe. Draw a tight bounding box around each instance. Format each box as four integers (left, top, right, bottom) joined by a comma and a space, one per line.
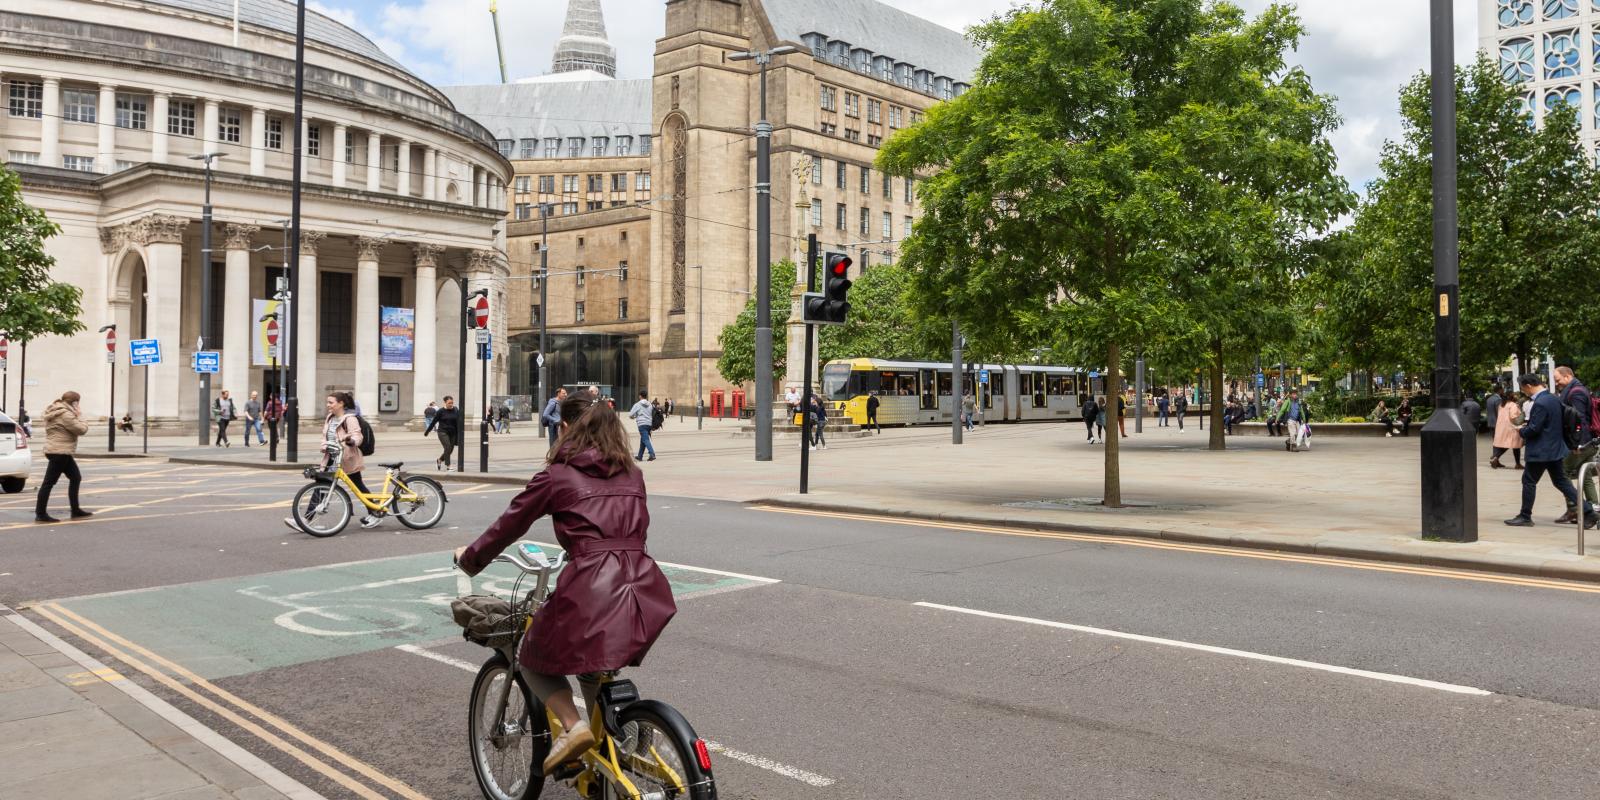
541, 724, 595, 774
1555, 509, 1579, 525
1489, 459, 1504, 469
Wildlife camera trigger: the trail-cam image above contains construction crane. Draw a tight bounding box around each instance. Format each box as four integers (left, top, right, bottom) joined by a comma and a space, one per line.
489, 1, 508, 83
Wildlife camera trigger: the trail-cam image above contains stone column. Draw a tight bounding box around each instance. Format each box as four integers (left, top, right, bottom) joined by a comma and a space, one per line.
295, 232, 325, 416
222, 224, 258, 402
40, 77, 60, 168
97, 84, 116, 174
412, 244, 443, 422
332, 124, 348, 187
128, 214, 189, 421
249, 106, 266, 176
203, 99, 219, 152
474, 167, 485, 207
299, 118, 309, 180
366, 131, 382, 192
151, 93, 169, 164
354, 237, 387, 416
397, 140, 411, 196
421, 146, 435, 200
435, 150, 448, 201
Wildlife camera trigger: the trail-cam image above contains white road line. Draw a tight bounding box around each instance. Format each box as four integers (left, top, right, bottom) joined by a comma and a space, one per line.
914, 602, 1491, 696
526, 540, 782, 584
396, 643, 835, 788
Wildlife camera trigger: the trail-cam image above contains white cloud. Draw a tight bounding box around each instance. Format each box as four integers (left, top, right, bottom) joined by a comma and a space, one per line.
307, 0, 360, 28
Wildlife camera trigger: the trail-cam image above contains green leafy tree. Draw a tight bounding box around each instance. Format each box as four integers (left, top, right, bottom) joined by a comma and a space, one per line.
879, 0, 1347, 501
817, 262, 946, 364
0, 166, 83, 347
716, 261, 797, 388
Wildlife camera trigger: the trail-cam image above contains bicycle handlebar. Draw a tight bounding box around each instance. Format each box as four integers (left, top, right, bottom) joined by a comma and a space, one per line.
454, 544, 568, 577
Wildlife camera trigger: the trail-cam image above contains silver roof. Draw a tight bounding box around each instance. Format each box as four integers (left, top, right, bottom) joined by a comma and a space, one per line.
763, 0, 982, 83
138, 0, 412, 75
440, 80, 653, 144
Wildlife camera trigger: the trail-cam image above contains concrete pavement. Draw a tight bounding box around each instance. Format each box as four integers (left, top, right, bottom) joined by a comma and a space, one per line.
81, 415, 1600, 583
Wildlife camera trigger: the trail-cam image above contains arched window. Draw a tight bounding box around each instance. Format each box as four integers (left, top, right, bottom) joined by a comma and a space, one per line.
1500, 0, 1535, 26
1545, 0, 1577, 20
1501, 37, 1535, 83
1544, 30, 1580, 79
1544, 85, 1581, 113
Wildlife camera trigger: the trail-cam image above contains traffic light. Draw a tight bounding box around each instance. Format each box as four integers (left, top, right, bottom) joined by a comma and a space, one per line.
802, 252, 852, 325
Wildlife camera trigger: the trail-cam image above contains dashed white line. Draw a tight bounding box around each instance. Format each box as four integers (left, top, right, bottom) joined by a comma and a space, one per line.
914, 602, 1492, 696
395, 643, 481, 672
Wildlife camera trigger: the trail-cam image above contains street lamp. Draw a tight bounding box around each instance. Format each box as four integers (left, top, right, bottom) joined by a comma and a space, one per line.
188, 152, 224, 446
537, 203, 550, 438
728, 43, 797, 462
691, 264, 703, 430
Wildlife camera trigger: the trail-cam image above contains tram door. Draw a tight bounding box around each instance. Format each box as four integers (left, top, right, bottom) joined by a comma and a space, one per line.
919, 369, 936, 412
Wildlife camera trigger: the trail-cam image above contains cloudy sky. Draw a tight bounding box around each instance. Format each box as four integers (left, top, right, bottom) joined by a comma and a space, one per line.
309, 0, 1482, 193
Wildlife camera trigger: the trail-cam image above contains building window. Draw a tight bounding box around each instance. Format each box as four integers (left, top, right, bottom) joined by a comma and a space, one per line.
514, 175, 531, 193
562, 175, 578, 193
611, 173, 627, 192
7, 81, 42, 119
62, 89, 97, 123
515, 203, 532, 220
867, 98, 882, 123
496, 139, 514, 157
319, 271, 353, 353
378, 276, 404, 310
844, 92, 860, 117
576, 266, 586, 287
860, 166, 871, 194
530, 304, 541, 325
860, 207, 870, 236
544, 138, 560, 158
575, 302, 586, 322
811, 156, 823, 185
810, 198, 822, 227
307, 124, 321, 157
911, 110, 924, 125
616, 136, 632, 156
635, 172, 651, 191
587, 201, 603, 211
264, 117, 283, 150
6, 151, 39, 164
218, 107, 241, 143
1499, 0, 1535, 26
345, 136, 355, 164
844, 128, 861, 142
62, 154, 95, 172
587, 174, 603, 192
883, 173, 893, 199
1546, 0, 1577, 20
619, 260, 629, 281
567, 138, 584, 158
905, 215, 913, 236
592, 137, 608, 157
836, 161, 847, 189
1545, 30, 1581, 79
115, 94, 147, 130
882, 211, 892, 239
867, 134, 882, 147
905, 177, 914, 202
820, 85, 837, 111
519, 138, 536, 159
836, 203, 846, 230
618, 298, 629, 320
889, 105, 902, 129
639, 135, 651, 155
562, 202, 577, 214
819, 122, 837, 136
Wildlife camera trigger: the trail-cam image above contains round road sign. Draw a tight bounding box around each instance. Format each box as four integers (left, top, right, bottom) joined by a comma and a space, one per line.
473, 295, 490, 329
0, 339, 9, 360
105, 328, 117, 353
266, 319, 280, 346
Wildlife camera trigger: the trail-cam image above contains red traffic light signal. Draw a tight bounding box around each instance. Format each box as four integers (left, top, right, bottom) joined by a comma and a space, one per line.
803, 252, 853, 325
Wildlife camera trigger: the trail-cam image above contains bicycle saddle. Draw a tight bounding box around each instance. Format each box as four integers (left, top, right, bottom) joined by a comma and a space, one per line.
376, 461, 404, 469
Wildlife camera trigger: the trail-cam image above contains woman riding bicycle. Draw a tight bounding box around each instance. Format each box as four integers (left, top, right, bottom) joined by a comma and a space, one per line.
454, 393, 676, 775
284, 391, 380, 532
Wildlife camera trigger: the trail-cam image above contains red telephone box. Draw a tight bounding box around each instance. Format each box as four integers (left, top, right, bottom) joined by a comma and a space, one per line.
731, 390, 745, 419
709, 389, 725, 418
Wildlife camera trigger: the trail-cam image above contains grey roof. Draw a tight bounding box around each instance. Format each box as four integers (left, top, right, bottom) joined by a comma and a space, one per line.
138, 0, 413, 75
440, 80, 652, 144
763, 0, 982, 83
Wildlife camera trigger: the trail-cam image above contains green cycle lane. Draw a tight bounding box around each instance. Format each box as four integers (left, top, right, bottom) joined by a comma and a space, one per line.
49, 546, 775, 680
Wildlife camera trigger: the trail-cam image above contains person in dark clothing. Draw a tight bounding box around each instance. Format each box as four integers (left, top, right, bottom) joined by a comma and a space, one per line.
1396, 398, 1415, 437
1156, 394, 1169, 427
1174, 393, 1188, 432
1555, 366, 1593, 444
1116, 394, 1128, 438
36, 391, 92, 523
541, 388, 566, 447
1506, 374, 1596, 527
1461, 395, 1482, 435
809, 394, 828, 450
866, 391, 881, 434
1082, 396, 1101, 443
425, 395, 460, 470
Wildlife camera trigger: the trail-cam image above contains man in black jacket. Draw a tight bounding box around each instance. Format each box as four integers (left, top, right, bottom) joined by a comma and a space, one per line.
1507, 374, 1596, 527
1556, 366, 1599, 523
866, 392, 881, 434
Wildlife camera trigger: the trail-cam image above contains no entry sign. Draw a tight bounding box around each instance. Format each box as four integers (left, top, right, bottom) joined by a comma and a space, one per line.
105, 328, 117, 353
266, 319, 280, 346
472, 295, 490, 329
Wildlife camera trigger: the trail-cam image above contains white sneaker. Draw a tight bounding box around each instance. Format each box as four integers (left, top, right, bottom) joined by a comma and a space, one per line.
360, 515, 382, 529
283, 517, 303, 532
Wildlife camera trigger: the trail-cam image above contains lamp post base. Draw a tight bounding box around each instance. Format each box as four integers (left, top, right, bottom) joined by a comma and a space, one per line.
1420, 408, 1478, 542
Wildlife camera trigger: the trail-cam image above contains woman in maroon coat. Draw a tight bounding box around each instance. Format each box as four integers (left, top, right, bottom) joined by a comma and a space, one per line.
455, 394, 676, 773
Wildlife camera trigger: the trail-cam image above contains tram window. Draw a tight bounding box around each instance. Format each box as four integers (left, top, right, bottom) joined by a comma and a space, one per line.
1033, 376, 1046, 408
881, 371, 916, 396
1066, 375, 1079, 395
821, 364, 852, 400
1048, 376, 1070, 396
919, 369, 936, 410
1019, 373, 1032, 400
937, 372, 953, 397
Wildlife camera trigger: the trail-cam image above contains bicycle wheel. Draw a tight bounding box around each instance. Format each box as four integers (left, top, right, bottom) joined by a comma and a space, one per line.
292, 481, 352, 537
612, 702, 715, 800
469, 652, 549, 800
393, 475, 447, 530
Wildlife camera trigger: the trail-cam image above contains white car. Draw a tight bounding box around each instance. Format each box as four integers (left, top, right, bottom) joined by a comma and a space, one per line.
0, 411, 32, 493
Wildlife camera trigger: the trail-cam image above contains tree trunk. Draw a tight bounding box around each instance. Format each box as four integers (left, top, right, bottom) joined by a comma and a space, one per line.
1516, 334, 1529, 380
1104, 339, 1122, 508
1209, 338, 1226, 451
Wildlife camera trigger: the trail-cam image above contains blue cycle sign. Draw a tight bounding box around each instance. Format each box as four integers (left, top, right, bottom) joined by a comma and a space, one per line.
192, 351, 220, 374
978, 369, 990, 384
130, 339, 161, 367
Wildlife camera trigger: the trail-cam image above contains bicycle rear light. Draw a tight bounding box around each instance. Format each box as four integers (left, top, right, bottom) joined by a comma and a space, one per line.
694, 739, 713, 771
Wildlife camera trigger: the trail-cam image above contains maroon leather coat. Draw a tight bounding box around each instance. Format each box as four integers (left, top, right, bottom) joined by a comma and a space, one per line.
459, 449, 676, 675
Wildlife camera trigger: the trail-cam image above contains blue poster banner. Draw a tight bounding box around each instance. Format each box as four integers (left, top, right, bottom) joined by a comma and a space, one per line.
380, 307, 415, 371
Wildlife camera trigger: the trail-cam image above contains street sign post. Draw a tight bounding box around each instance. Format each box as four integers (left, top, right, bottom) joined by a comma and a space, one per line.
130, 339, 160, 454
473, 295, 490, 330
104, 328, 117, 364
99, 325, 118, 451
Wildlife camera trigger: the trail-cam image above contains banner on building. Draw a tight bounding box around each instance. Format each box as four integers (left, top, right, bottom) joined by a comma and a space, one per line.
250, 298, 291, 366
380, 306, 415, 371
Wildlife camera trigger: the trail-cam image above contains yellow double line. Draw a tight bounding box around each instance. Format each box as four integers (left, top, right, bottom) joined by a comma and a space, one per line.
32, 603, 431, 800
751, 505, 1600, 594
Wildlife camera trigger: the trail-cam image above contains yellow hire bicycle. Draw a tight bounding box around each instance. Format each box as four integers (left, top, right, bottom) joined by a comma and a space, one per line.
290, 461, 447, 537
458, 543, 716, 800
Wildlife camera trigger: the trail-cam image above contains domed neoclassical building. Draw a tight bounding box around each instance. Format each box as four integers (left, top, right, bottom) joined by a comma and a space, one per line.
1, 0, 513, 428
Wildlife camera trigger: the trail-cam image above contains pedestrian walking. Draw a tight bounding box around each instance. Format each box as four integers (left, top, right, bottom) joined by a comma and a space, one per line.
289, 391, 380, 531
541, 388, 566, 448
453, 392, 676, 775
424, 401, 437, 429
961, 391, 976, 432
1462, 394, 1483, 435
35, 391, 92, 523
243, 390, 265, 446
810, 394, 828, 450
1491, 389, 1524, 469
1485, 387, 1502, 436
1095, 397, 1108, 442
213, 390, 236, 446
1505, 374, 1596, 527
263, 391, 285, 444
1116, 393, 1128, 438
1174, 392, 1188, 433
1555, 366, 1593, 445
1082, 395, 1100, 443
1264, 394, 1281, 437
425, 395, 460, 470
866, 391, 881, 434
629, 391, 656, 461
1157, 393, 1169, 427
1279, 391, 1309, 451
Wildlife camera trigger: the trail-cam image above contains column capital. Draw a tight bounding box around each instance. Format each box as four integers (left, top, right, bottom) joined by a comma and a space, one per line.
127, 214, 188, 245
100, 83, 117, 92
98, 226, 125, 255
223, 223, 260, 251
411, 243, 445, 268
298, 230, 327, 256
355, 236, 390, 261
465, 248, 500, 275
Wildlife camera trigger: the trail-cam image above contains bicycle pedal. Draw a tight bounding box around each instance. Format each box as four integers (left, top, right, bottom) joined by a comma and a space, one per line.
547, 761, 584, 782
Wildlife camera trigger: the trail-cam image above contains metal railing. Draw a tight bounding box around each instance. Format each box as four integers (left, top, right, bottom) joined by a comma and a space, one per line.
1578, 461, 1597, 555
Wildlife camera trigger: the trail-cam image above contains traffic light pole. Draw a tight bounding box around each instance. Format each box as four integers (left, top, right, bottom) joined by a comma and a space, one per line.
480, 341, 489, 474
286, 0, 306, 464
799, 234, 817, 494
952, 319, 963, 446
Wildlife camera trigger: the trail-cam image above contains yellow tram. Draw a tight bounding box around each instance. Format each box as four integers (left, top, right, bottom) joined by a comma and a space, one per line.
815, 358, 1110, 426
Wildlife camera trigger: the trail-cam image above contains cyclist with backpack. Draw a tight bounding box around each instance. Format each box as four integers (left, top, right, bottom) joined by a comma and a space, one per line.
1555, 366, 1600, 524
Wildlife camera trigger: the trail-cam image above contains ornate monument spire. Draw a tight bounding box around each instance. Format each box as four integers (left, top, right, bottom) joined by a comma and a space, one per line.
552, 0, 616, 78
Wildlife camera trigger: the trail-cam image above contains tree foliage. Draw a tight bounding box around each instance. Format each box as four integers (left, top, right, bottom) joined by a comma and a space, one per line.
0, 166, 83, 344
879, 0, 1348, 500
716, 261, 797, 388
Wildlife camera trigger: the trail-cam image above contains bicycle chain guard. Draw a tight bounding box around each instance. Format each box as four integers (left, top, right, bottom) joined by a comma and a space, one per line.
597, 679, 640, 738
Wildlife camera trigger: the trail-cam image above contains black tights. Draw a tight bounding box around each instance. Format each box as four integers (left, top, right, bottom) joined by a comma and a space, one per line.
1493, 446, 1523, 465
37, 454, 82, 517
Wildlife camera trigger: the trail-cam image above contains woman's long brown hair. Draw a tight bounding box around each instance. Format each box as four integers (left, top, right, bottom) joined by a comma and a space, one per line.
547, 394, 635, 473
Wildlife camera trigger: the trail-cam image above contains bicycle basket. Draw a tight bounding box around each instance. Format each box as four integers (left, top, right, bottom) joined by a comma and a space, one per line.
451, 595, 523, 649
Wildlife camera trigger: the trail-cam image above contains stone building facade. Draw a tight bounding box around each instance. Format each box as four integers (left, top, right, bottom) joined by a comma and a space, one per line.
1481, 0, 1600, 158
1, 0, 512, 429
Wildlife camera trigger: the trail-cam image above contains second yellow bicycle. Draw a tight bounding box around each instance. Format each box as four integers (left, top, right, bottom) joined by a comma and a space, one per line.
291, 461, 447, 537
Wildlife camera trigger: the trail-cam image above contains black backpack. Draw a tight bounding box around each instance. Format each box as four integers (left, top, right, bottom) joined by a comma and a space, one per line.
651, 406, 664, 431
356, 415, 377, 456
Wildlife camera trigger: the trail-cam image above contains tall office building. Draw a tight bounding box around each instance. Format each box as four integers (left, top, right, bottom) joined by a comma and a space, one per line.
1482, 0, 1600, 155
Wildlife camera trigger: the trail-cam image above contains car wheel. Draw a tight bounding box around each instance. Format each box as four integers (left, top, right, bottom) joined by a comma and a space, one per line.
0, 477, 27, 494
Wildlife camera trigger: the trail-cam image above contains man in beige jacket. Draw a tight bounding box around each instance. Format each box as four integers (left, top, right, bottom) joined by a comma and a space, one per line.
36, 390, 91, 523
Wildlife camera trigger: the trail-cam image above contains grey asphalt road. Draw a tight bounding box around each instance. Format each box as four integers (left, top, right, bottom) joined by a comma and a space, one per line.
5, 461, 1600, 799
